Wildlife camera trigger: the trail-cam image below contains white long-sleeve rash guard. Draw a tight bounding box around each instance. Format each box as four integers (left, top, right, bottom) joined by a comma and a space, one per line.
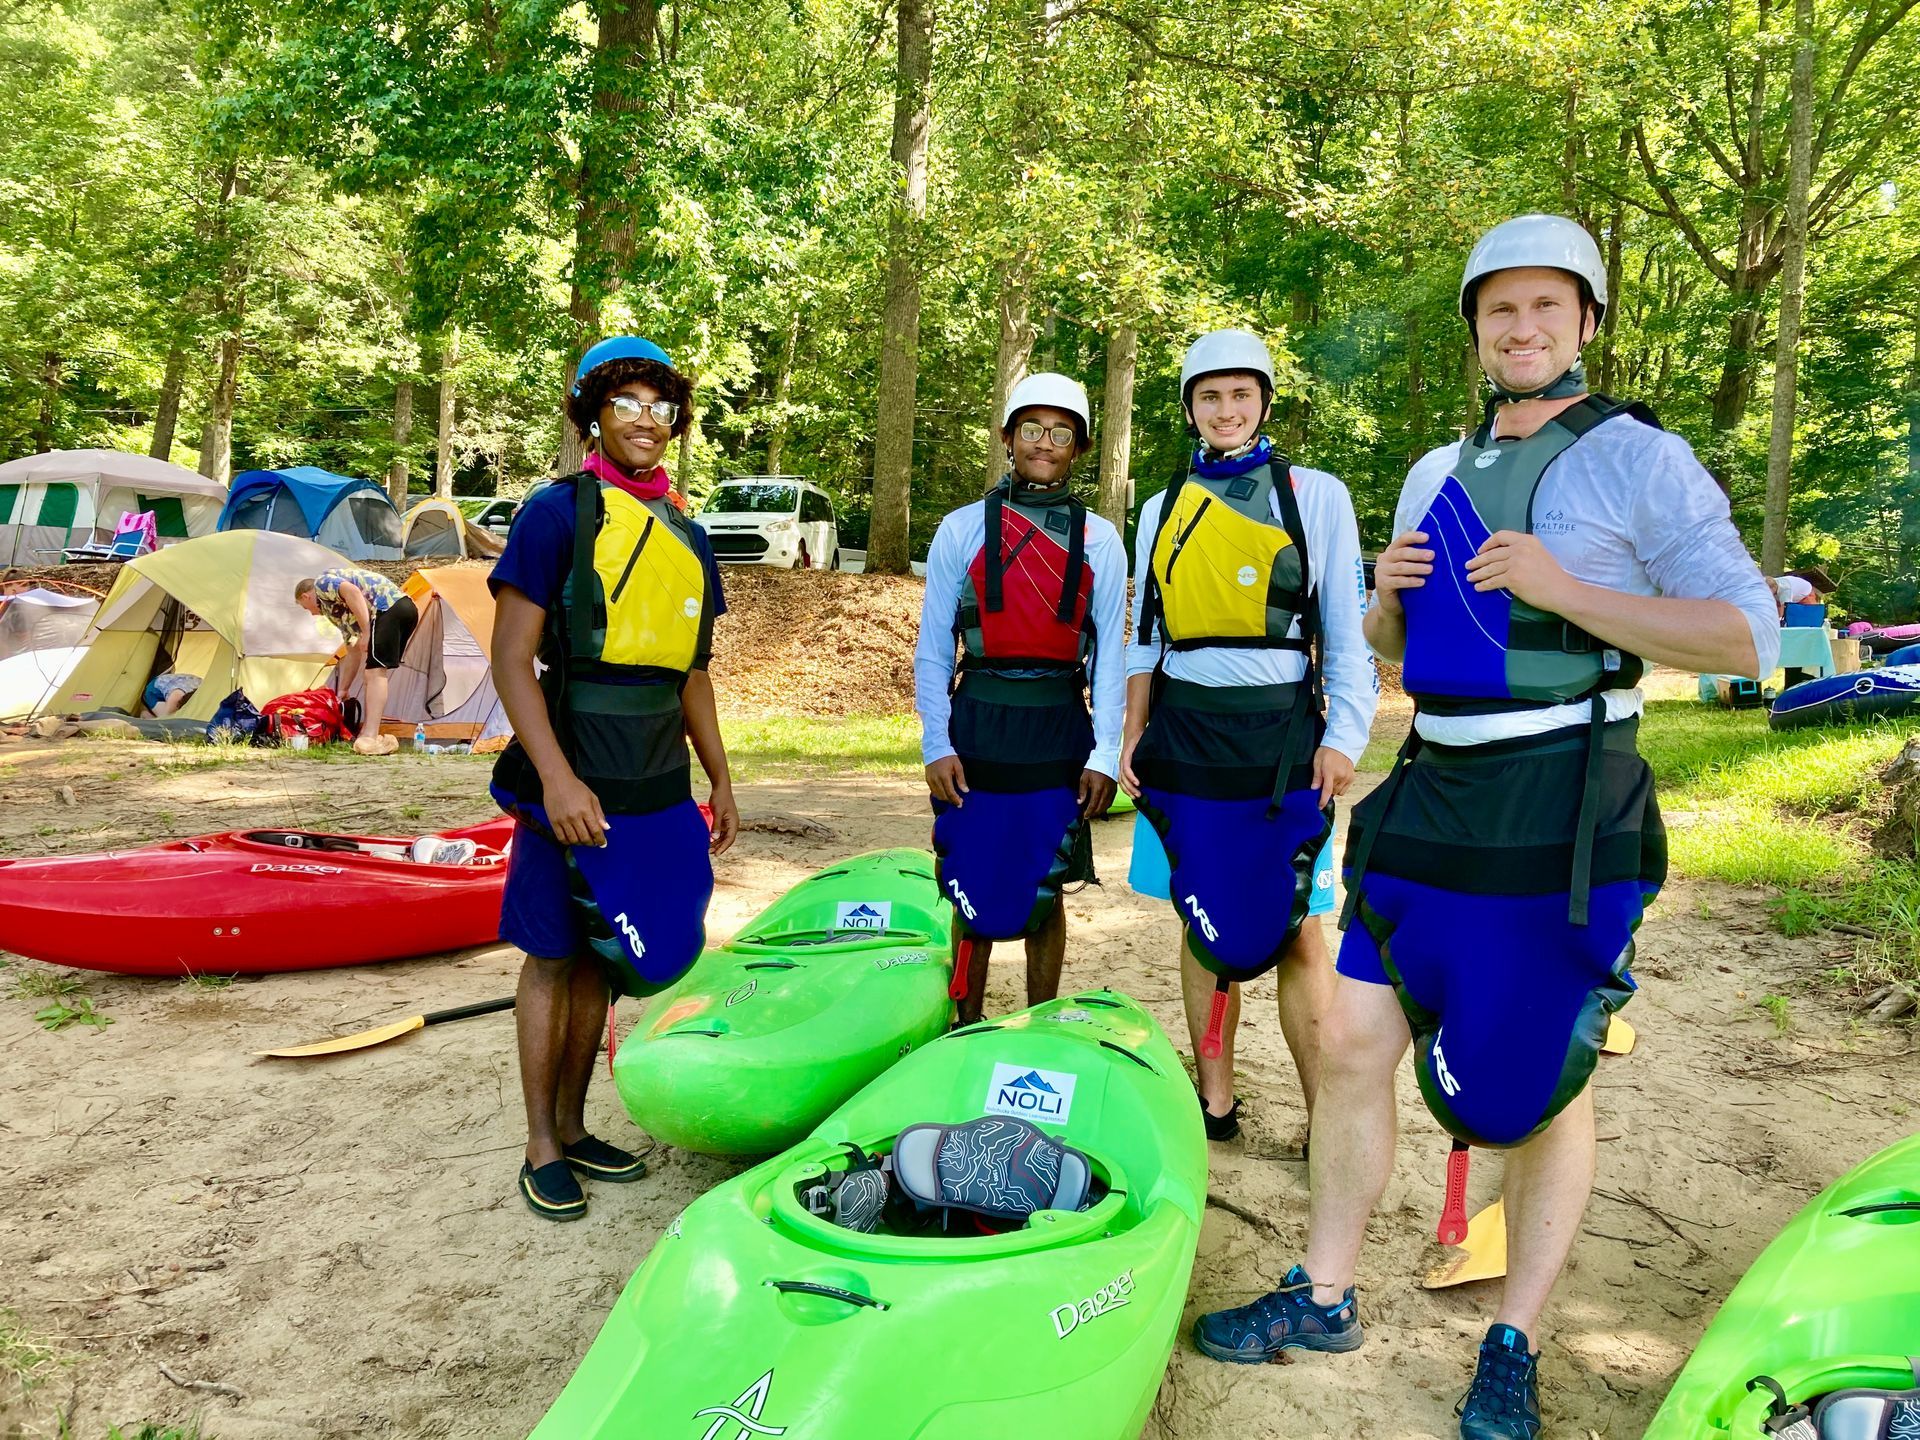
914, 498, 1130, 779
1392, 411, 1782, 745
1126, 463, 1379, 766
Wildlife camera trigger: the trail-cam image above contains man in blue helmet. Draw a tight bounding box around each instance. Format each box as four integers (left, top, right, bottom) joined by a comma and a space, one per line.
1187, 217, 1779, 1439
489, 336, 740, 1222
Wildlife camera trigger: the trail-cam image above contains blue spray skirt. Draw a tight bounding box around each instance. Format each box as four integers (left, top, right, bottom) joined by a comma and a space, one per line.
1343, 874, 1649, 1147
495, 785, 713, 996
931, 785, 1084, 940
1139, 786, 1331, 981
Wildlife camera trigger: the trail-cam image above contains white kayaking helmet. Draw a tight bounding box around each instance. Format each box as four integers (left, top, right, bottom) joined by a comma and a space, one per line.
1459, 214, 1608, 328
1002, 371, 1093, 444
1179, 329, 1275, 409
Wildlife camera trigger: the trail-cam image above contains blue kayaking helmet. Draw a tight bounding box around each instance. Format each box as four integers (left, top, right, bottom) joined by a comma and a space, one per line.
572, 336, 676, 397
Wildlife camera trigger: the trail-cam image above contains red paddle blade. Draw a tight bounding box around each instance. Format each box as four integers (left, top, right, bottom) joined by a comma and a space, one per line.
948, 937, 973, 1001
1201, 987, 1229, 1060
1438, 1143, 1471, 1246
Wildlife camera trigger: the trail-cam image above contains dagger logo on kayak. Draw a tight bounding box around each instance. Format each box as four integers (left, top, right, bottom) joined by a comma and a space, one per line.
1051, 1268, 1135, 1339
612, 912, 647, 961
693, 1369, 786, 1439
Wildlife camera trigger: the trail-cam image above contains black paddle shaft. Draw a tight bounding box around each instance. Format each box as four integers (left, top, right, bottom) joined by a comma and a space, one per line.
423, 996, 517, 1026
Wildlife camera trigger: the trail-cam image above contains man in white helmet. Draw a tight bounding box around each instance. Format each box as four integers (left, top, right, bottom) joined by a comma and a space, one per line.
1119, 329, 1377, 1146
914, 373, 1127, 1023
1189, 217, 1779, 1439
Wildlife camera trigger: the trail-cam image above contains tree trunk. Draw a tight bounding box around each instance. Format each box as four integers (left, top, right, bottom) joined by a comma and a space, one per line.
986, 265, 1035, 490
1712, 279, 1768, 431
1096, 323, 1137, 528
560, 0, 661, 477
865, 0, 933, 575
1900, 309, 1920, 600
677, 415, 694, 489
1598, 132, 1629, 394
1462, 337, 1482, 435
435, 325, 460, 499
1760, 0, 1815, 574
197, 331, 241, 485
388, 380, 414, 509
34, 351, 61, 452
1560, 86, 1580, 210
764, 309, 801, 476
149, 342, 186, 460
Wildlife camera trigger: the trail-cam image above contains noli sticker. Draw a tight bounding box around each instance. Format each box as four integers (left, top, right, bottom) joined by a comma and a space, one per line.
983, 1063, 1076, 1124
1052, 1269, 1134, 1339
835, 900, 891, 932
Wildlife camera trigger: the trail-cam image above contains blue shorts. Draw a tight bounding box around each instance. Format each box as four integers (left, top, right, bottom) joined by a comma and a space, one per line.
497, 794, 713, 996
1130, 813, 1333, 918
142, 674, 200, 711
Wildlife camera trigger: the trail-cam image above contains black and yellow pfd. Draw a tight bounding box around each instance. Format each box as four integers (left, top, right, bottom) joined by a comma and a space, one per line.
494, 474, 715, 815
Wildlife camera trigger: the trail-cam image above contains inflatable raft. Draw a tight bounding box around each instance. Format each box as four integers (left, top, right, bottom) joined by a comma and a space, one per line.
1643, 1133, 1920, 1437
614, 848, 954, 1155
534, 989, 1207, 1439
0, 818, 513, 974
1768, 665, 1920, 730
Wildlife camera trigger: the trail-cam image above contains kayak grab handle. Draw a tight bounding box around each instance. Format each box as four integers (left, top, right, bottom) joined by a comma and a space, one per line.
742, 960, 800, 971
732, 929, 931, 954
765, 1280, 889, 1310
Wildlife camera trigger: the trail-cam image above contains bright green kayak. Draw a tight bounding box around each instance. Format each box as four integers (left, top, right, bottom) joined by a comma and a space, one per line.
535, 989, 1208, 1439
1643, 1131, 1920, 1437
614, 848, 953, 1155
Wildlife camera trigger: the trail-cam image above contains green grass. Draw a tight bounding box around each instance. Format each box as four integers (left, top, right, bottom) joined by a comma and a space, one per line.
180, 972, 236, 991
1636, 699, 1919, 978
107, 1426, 204, 1440
723, 713, 922, 781
10, 970, 84, 999
0, 1307, 72, 1406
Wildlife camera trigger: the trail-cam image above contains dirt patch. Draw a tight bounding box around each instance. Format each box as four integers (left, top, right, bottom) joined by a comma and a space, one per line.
0, 743, 1911, 1438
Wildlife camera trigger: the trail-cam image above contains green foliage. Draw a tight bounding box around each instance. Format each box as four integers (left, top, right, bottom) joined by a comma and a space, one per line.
0, 1308, 72, 1406
35, 995, 112, 1031
0, 0, 1913, 588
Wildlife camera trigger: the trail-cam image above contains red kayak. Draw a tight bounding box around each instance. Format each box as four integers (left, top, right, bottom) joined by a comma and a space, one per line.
0, 818, 516, 976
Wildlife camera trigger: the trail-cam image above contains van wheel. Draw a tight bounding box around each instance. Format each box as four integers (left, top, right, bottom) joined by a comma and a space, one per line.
797, 542, 812, 570
830, 549, 842, 572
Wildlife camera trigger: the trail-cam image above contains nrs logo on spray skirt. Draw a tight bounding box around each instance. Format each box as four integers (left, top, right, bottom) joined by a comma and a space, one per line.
834, 900, 892, 931
1051, 1269, 1135, 1339
612, 912, 647, 961
983, 1063, 1077, 1123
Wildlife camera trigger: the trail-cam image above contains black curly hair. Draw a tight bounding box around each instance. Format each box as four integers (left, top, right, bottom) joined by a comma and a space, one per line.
566, 357, 693, 441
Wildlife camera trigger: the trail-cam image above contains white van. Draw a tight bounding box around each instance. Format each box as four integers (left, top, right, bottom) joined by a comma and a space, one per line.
695, 477, 841, 569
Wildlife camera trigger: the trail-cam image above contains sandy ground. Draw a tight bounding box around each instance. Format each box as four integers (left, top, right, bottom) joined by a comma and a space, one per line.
0, 737, 1914, 1440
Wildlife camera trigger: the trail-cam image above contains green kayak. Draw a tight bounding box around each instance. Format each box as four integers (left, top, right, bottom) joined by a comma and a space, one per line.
535, 989, 1208, 1439
614, 848, 953, 1155
1643, 1131, 1920, 1437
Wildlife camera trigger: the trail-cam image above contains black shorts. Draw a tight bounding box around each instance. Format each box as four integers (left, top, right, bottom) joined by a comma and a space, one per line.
366, 595, 418, 670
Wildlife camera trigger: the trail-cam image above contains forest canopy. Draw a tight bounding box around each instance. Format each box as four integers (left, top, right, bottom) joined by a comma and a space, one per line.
2, 0, 1915, 613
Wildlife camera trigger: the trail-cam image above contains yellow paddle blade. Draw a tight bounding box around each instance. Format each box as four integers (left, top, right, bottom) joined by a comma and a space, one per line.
257, 1014, 427, 1058
1602, 1015, 1637, 1056
1423, 1199, 1507, 1289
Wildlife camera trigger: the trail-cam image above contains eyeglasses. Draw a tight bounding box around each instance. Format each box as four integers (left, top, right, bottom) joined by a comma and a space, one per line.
609, 395, 680, 427
1018, 420, 1078, 449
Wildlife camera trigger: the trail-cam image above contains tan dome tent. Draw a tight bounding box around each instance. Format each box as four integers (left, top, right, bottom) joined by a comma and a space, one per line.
0, 450, 226, 565
0, 587, 100, 720
42, 531, 349, 723
403, 498, 468, 559
360, 567, 510, 746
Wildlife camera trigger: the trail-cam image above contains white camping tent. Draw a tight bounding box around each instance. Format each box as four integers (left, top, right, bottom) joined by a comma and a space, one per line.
0, 450, 226, 565
0, 588, 100, 719
366, 567, 510, 744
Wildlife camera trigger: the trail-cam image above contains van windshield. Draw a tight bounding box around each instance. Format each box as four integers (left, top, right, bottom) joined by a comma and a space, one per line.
706, 483, 798, 516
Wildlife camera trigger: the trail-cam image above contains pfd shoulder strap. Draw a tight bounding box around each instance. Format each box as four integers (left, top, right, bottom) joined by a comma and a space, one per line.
569, 473, 600, 666
983, 487, 1087, 625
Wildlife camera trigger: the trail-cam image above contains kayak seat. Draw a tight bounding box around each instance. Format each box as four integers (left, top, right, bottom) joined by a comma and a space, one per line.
892, 1116, 1092, 1226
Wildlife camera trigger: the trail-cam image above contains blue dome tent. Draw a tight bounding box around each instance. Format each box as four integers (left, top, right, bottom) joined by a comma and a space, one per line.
219, 467, 403, 560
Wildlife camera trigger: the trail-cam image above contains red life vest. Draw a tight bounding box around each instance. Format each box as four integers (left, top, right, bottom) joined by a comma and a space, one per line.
956, 487, 1092, 670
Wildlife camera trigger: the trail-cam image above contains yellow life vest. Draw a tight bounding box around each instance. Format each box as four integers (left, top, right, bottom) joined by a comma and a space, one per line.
1142, 461, 1311, 654
566, 479, 710, 675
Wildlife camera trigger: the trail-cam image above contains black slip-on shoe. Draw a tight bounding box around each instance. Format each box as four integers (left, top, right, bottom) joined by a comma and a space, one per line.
1197, 1089, 1242, 1142
563, 1135, 648, 1183
520, 1159, 587, 1221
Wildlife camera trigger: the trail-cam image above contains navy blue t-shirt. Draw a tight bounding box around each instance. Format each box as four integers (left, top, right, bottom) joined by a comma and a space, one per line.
489, 477, 727, 670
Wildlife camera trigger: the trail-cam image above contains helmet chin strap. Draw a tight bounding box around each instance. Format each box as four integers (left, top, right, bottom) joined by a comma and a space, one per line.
1003, 469, 1072, 506
1485, 358, 1589, 409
